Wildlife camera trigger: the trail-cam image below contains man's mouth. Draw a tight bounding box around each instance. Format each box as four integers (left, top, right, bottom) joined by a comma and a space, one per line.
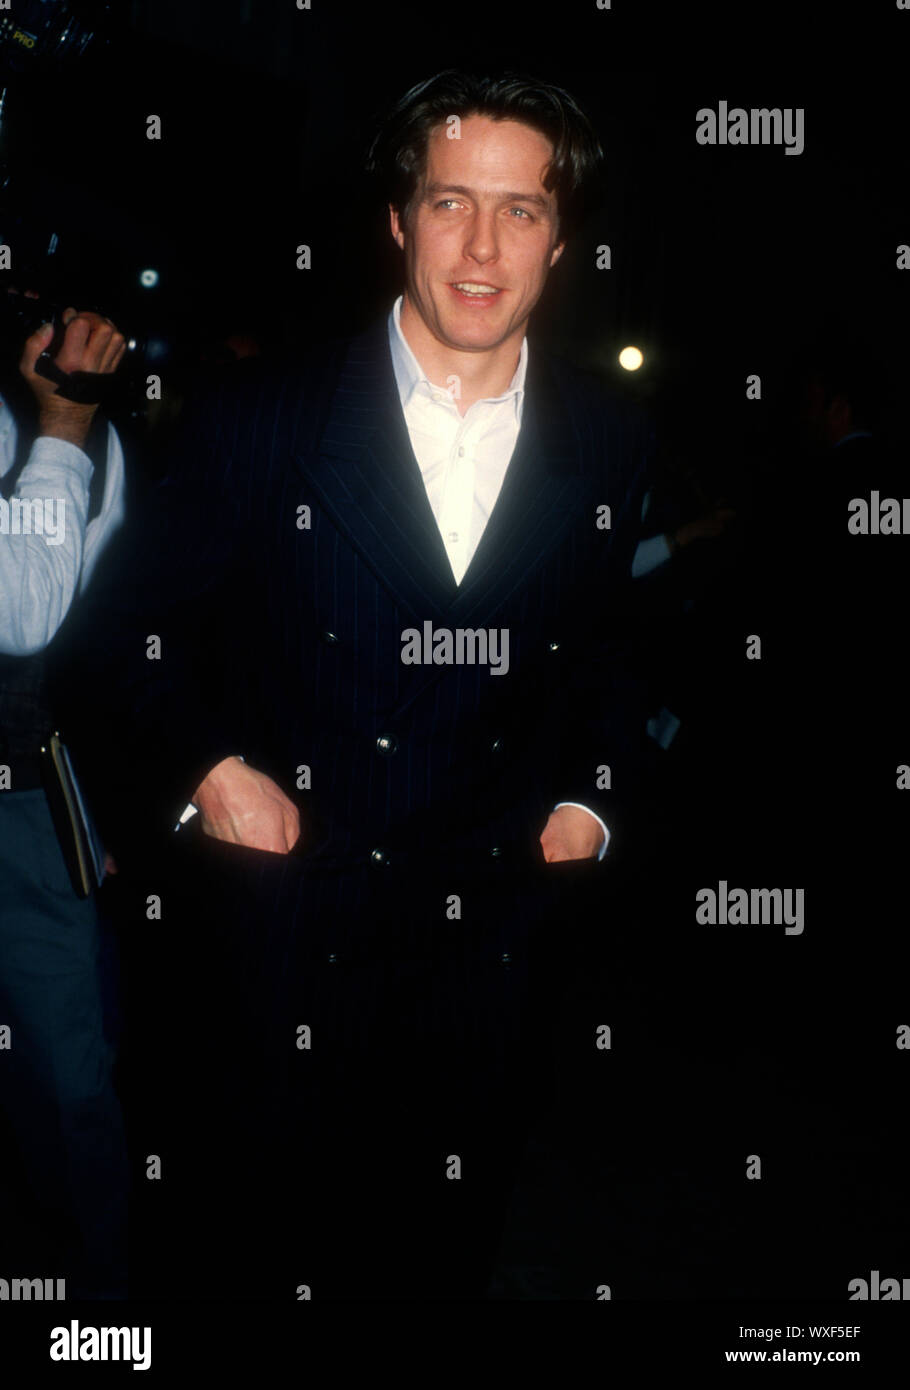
449, 282, 505, 305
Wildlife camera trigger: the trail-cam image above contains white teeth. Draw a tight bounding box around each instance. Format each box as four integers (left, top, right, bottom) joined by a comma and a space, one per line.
453, 283, 499, 294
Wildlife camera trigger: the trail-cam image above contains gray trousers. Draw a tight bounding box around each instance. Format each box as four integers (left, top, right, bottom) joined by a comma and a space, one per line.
0, 788, 128, 1297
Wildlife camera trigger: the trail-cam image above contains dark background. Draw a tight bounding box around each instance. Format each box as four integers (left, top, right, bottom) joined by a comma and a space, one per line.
2, 0, 908, 447
1, 0, 909, 1304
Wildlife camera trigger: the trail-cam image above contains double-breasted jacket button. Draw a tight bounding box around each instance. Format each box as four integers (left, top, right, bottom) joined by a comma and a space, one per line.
322, 630, 339, 644
369, 847, 388, 866
375, 733, 398, 756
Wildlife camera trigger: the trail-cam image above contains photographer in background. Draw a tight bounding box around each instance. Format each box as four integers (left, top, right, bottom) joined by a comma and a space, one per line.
0, 303, 129, 1298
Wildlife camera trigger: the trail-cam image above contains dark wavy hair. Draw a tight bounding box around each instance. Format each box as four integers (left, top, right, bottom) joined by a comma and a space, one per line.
365, 69, 605, 242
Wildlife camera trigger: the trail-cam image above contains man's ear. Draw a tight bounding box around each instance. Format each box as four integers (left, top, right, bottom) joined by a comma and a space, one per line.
549, 239, 566, 268
390, 205, 405, 250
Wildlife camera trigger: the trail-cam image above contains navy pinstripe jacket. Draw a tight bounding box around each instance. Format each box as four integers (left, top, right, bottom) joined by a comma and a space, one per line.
60, 314, 659, 882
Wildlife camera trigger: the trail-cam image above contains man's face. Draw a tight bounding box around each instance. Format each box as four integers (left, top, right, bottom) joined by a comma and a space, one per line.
390, 114, 565, 354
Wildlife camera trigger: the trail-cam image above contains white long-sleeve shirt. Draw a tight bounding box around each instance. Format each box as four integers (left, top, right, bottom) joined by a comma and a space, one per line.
0, 394, 126, 656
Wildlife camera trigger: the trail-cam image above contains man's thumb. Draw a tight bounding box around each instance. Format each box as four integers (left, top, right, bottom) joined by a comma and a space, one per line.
21, 321, 55, 369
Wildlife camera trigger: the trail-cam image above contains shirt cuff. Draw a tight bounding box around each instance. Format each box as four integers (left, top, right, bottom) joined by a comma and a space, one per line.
30, 433, 93, 470
631, 532, 672, 579
553, 801, 610, 860
173, 755, 244, 831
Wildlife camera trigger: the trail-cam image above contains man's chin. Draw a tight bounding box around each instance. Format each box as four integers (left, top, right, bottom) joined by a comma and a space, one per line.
435, 316, 513, 353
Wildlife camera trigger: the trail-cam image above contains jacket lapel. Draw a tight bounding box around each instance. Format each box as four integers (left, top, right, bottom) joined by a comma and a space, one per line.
294, 317, 459, 620
445, 351, 595, 627
293, 313, 594, 626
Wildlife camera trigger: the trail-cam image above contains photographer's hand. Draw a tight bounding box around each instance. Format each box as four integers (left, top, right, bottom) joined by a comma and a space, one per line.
19, 307, 126, 450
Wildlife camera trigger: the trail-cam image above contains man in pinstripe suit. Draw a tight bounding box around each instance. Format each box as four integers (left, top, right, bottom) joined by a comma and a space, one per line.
60, 71, 660, 1299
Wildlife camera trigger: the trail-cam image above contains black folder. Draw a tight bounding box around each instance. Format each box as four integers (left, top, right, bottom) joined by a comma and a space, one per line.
40, 731, 104, 898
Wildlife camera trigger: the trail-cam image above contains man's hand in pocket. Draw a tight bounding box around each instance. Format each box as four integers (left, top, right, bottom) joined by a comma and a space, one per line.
192, 756, 301, 852
539, 804, 603, 863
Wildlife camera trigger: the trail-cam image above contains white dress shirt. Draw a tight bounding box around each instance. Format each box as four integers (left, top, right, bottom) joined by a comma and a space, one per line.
0, 395, 126, 656
388, 294, 528, 586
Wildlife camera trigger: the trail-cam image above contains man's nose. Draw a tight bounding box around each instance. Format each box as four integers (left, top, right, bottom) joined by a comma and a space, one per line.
462, 211, 499, 264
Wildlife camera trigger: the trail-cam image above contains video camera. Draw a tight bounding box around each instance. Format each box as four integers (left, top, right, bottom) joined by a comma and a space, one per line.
0, 287, 141, 403
0, 1, 111, 78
